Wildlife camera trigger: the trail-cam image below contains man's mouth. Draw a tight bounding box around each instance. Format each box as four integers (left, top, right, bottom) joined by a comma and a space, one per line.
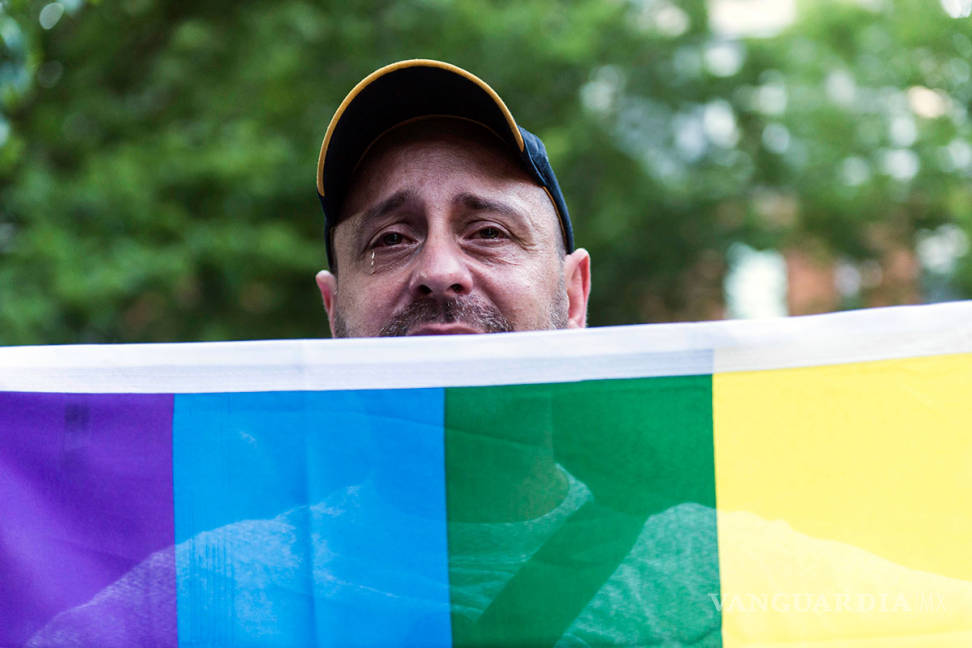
378, 296, 513, 337
406, 323, 483, 336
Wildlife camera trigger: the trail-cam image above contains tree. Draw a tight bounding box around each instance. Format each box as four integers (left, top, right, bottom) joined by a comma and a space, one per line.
1, 0, 969, 343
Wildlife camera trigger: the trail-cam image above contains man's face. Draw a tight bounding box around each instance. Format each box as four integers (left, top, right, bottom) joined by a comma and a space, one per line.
316, 121, 590, 338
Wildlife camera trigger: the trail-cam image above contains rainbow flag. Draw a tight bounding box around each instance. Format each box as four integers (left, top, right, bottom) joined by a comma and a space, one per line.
2, 302, 970, 647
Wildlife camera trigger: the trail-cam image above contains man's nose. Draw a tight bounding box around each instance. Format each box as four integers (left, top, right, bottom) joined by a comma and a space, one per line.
409, 235, 472, 299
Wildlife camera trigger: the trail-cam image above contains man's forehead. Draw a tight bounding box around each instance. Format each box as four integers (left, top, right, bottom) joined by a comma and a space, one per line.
340, 118, 551, 222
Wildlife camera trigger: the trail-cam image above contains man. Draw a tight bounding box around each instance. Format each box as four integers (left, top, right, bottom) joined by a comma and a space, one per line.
307, 61, 720, 647
312, 59, 591, 337
307, 61, 722, 648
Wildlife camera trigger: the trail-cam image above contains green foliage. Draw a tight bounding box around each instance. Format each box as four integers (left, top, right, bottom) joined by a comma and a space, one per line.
1, 0, 970, 343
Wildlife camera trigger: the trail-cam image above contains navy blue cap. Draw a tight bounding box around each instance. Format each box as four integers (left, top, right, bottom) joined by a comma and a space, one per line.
316, 59, 574, 269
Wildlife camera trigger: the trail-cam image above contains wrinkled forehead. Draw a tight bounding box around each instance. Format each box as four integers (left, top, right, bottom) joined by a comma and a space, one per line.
340, 117, 533, 221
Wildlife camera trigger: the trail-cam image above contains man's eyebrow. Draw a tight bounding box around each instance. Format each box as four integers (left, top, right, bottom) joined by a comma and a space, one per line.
455, 192, 528, 223
348, 190, 416, 251
355, 190, 415, 224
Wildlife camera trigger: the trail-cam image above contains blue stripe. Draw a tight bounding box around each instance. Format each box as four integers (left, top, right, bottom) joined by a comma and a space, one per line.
173, 389, 451, 647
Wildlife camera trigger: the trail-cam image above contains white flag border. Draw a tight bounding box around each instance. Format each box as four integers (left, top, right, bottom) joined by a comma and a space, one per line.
0, 301, 969, 393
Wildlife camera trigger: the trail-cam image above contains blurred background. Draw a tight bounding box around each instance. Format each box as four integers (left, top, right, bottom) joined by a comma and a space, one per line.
1, 0, 970, 343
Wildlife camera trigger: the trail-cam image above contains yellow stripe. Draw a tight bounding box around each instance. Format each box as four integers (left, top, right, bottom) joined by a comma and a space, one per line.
713, 353, 972, 645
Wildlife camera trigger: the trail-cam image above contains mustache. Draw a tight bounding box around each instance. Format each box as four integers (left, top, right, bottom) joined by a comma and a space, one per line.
378, 296, 513, 337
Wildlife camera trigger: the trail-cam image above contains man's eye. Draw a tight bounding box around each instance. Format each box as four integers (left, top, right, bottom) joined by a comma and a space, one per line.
475, 226, 502, 240
377, 232, 404, 247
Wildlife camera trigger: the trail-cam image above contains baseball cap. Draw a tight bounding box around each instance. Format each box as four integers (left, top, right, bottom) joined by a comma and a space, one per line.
316, 59, 574, 269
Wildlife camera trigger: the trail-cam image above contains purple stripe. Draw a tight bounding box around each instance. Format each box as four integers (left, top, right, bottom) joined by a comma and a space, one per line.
0, 392, 175, 647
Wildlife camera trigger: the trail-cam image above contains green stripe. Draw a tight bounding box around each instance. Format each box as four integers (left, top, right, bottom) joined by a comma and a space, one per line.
445, 376, 720, 647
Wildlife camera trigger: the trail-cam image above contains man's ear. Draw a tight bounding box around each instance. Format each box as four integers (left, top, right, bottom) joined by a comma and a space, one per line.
563, 248, 591, 328
316, 270, 338, 334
